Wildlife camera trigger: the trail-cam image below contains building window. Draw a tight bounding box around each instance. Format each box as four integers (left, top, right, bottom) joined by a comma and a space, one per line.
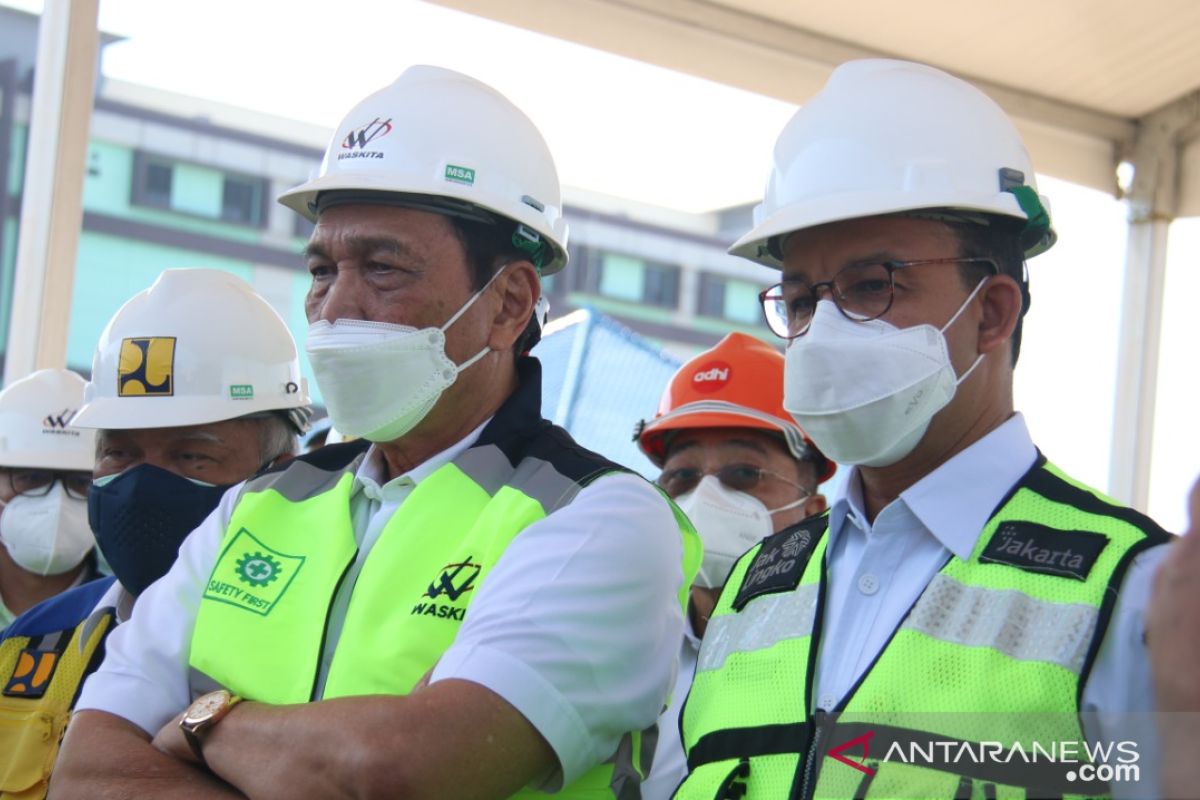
293, 214, 316, 239
143, 161, 173, 208
643, 263, 679, 308
591, 251, 680, 308
698, 273, 726, 317
131, 151, 267, 228
221, 176, 263, 225
698, 273, 762, 324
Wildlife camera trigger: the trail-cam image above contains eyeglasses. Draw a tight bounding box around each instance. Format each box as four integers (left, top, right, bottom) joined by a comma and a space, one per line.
657, 463, 808, 499
4, 469, 93, 500
758, 257, 998, 339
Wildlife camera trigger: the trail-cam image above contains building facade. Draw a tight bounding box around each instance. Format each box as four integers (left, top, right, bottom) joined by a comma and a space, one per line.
1, 6, 779, 408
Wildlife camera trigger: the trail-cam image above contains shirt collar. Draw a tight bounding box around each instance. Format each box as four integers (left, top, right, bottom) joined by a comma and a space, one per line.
827, 413, 1037, 560
355, 417, 491, 497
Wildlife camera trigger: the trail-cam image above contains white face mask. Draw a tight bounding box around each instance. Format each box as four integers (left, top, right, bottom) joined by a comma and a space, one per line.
306, 270, 502, 443
0, 483, 94, 576
782, 278, 988, 468
675, 475, 808, 590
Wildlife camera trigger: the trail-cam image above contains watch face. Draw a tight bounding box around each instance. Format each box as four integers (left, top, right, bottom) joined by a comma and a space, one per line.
184, 690, 231, 725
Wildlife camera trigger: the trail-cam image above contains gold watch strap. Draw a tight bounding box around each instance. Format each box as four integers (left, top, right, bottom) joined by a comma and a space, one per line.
181, 725, 208, 766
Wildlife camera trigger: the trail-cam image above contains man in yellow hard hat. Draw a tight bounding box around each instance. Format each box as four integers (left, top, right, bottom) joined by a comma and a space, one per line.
635, 332, 833, 798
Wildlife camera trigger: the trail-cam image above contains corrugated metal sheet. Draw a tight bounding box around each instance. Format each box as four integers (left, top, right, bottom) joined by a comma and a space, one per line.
534, 308, 681, 478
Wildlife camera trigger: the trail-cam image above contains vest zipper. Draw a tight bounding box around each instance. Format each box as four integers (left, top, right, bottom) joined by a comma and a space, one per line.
789, 561, 829, 800
309, 549, 359, 701
795, 710, 827, 800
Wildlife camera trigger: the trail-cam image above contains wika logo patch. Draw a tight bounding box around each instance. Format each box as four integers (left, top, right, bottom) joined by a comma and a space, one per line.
411, 557, 481, 622
118, 336, 176, 396
980, 522, 1109, 581
204, 528, 304, 616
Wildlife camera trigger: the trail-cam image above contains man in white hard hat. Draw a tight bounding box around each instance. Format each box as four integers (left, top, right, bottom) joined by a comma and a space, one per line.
54, 66, 697, 800
634, 333, 833, 799
676, 60, 1170, 799
0, 369, 97, 630
2, 268, 309, 800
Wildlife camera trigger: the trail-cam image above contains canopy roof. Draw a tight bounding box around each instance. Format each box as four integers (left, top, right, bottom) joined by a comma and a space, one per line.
431, 0, 1200, 214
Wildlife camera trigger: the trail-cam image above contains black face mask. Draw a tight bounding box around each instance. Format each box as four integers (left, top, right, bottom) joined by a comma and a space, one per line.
88, 464, 232, 596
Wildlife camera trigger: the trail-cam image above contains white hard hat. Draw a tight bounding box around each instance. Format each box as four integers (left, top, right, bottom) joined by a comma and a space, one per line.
731, 59, 1056, 268
0, 369, 94, 471
279, 65, 569, 275
71, 269, 311, 431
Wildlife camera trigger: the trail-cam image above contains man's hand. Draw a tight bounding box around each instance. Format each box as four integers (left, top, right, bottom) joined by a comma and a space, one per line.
49, 710, 245, 799
1148, 477, 1200, 711
1147, 477, 1200, 798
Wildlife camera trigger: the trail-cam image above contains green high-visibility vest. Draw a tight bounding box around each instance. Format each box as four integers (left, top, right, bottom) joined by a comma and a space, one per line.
678, 457, 1168, 799
189, 365, 701, 799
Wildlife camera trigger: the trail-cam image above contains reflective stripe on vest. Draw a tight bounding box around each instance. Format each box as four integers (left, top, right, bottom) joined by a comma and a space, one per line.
678, 458, 1168, 799
0, 611, 114, 800
189, 439, 700, 799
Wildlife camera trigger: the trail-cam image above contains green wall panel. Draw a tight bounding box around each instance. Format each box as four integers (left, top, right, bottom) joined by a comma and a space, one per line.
67, 232, 253, 371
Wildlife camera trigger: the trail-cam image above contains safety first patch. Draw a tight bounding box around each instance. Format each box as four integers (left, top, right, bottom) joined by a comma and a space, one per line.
980, 521, 1109, 581
203, 528, 305, 616
732, 516, 825, 611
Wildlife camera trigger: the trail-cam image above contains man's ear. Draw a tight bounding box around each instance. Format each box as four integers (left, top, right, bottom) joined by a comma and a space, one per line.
488, 261, 539, 353
977, 274, 1023, 358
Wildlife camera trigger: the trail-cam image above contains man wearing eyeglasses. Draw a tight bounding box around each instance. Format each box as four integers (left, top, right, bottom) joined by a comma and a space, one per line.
676, 60, 1171, 799
0, 369, 97, 631
635, 332, 833, 799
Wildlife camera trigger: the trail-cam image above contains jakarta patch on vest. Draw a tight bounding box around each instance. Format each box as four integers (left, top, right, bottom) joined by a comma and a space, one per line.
980, 521, 1108, 581
732, 516, 824, 611
203, 527, 306, 615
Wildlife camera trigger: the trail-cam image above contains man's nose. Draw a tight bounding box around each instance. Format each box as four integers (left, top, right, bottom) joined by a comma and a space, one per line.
314, 272, 366, 323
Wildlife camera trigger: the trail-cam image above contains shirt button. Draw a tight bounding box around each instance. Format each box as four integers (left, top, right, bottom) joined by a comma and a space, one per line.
857, 574, 879, 595
819, 694, 836, 710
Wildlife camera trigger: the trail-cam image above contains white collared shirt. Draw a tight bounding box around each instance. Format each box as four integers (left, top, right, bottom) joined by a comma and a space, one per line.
643, 618, 702, 800
78, 425, 687, 790
818, 413, 1167, 796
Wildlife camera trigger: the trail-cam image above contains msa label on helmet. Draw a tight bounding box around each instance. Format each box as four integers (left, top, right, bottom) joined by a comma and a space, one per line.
229, 384, 254, 400
444, 164, 476, 186
691, 360, 731, 393
118, 337, 176, 397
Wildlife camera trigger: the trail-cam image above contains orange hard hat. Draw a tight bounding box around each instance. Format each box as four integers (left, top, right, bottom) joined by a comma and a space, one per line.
636, 332, 835, 482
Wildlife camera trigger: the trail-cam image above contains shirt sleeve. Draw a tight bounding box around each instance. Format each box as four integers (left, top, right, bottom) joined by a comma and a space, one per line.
74, 484, 243, 735
1080, 541, 1170, 799
430, 472, 688, 790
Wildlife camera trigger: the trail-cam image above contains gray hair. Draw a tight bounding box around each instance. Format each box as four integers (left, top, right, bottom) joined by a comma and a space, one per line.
250, 412, 300, 466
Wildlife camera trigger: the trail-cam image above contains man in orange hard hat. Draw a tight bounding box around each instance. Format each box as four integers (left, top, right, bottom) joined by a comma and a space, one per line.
635, 332, 833, 798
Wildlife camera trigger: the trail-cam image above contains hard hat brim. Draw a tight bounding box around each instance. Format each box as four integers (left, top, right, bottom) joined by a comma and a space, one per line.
730, 188, 1053, 268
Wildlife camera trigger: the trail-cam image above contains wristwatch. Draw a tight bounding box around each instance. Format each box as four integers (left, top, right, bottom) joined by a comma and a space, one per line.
179, 689, 242, 765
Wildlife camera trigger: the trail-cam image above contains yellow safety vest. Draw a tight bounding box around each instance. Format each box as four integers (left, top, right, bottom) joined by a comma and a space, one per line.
678, 457, 1168, 799
0, 602, 114, 800
189, 362, 700, 798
